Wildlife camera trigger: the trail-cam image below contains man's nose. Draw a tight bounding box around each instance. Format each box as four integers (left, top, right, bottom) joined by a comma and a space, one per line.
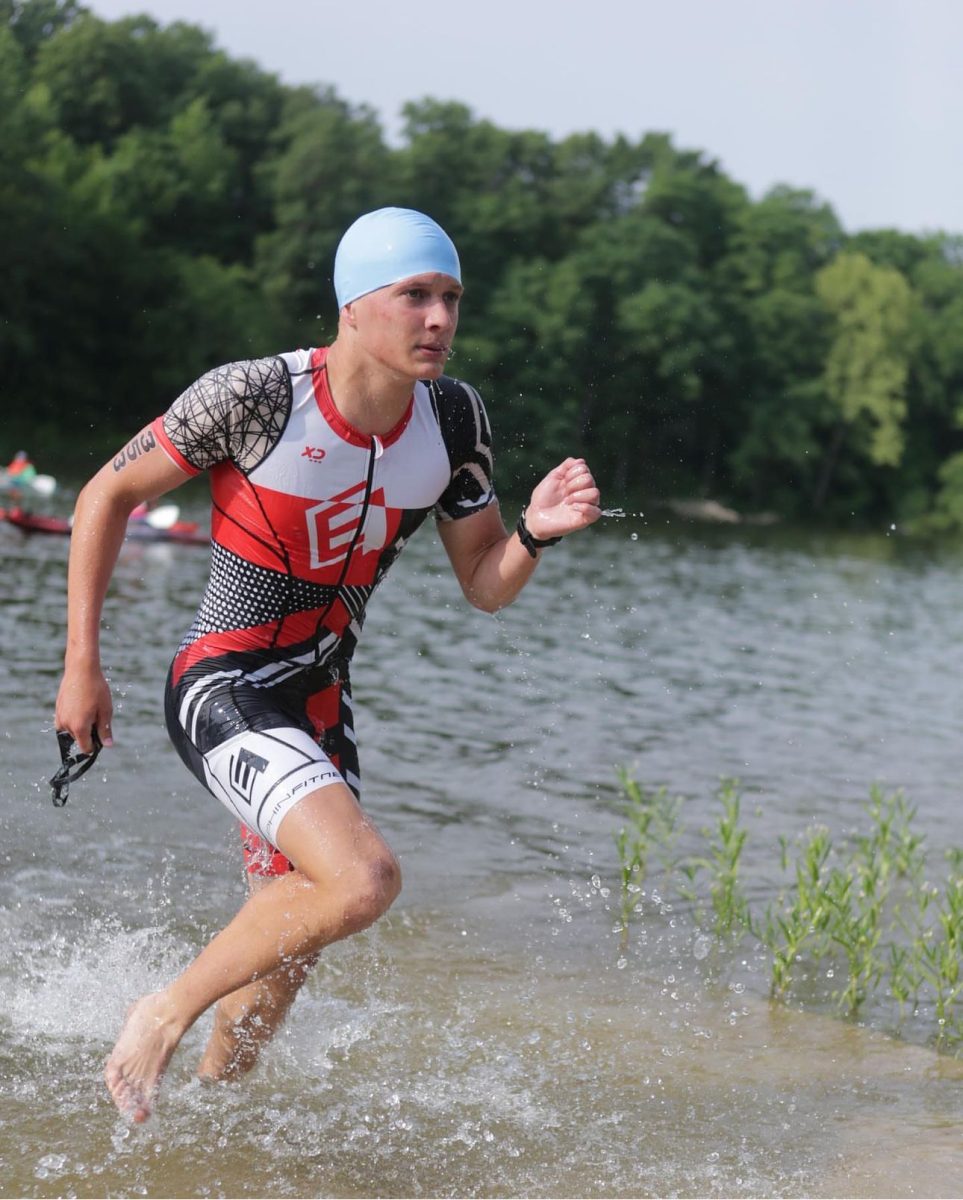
426, 298, 454, 329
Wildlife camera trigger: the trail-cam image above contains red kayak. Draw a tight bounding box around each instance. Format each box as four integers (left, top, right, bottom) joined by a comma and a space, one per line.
0, 506, 209, 546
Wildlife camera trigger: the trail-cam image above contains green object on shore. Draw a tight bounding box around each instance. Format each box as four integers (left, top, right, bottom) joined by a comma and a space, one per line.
614, 770, 963, 1051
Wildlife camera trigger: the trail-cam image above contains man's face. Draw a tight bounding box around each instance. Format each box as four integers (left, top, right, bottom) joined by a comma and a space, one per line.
347, 273, 462, 380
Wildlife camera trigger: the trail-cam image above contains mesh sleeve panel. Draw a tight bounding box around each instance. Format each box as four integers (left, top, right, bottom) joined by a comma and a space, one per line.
161, 357, 292, 474
429, 376, 497, 522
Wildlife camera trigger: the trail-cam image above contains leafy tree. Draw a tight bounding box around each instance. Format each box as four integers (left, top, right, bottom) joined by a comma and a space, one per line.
910, 239, 963, 525
180, 44, 288, 259
847, 227, 935, 276
75, 99, 239, 253
725, 289, 832, 514
31, 12, 165, 145
546, 130, 652, 228
0, 23, 33, 160
813, 253, 916, 510
255, 88, 392, 340
718, 190, 843, 514
4, 1, 963, 527
638, 133, 748, 270
726, 185, 843, 295
2, 0, 79, 61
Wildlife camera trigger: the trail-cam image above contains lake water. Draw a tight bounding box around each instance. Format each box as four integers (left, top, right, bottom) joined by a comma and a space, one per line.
1, 506, 962, 1198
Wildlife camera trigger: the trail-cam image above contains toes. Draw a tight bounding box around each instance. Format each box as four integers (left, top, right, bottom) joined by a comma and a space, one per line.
105, 1064, 151, 1122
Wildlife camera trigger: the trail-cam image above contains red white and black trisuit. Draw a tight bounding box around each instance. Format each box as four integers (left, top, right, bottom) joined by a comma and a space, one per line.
153, 347, 496, 875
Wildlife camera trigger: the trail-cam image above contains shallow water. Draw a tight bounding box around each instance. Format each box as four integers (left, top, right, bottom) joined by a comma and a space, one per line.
2, 509, 962, 1197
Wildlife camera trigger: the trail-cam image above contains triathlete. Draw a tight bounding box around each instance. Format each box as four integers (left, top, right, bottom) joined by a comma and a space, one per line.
54, 207, 601, 1123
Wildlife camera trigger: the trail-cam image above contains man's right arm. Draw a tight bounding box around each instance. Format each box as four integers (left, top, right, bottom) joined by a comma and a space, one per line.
54, 427, 194, 753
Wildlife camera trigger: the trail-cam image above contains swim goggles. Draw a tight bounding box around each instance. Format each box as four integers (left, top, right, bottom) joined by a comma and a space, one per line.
50, 728, 102, 807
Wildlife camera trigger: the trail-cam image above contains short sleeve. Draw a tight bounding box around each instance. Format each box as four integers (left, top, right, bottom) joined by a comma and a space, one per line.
157, 357, 291, 474
430, 377, 497, 522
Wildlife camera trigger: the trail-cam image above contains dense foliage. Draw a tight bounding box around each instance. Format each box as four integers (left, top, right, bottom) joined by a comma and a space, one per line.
4, 0, 963, 524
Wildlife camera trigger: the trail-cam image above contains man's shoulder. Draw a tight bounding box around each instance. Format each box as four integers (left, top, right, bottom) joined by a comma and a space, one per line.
423, 374, 493, 465
176, 355, 291, 409
276, 347, 325, 377
424, 373, 485, 411
203, 353, 292, 388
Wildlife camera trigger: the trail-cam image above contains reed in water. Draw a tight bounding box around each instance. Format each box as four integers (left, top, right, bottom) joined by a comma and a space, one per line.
614, 772, 963, 1049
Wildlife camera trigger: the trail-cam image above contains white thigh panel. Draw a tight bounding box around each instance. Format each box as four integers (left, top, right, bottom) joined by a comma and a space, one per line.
202, 726, 344, 846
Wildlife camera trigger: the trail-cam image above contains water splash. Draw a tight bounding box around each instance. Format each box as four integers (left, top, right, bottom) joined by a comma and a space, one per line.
600, 507, 644, 519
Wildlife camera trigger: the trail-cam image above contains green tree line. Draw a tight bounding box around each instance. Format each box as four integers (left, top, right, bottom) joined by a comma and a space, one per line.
4, 0, 963, 526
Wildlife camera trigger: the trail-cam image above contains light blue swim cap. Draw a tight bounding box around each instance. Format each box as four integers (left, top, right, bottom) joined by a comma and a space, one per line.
334, 207, 461, 308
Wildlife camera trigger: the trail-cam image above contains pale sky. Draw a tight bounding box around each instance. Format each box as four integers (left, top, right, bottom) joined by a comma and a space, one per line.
83, 0, 963, 236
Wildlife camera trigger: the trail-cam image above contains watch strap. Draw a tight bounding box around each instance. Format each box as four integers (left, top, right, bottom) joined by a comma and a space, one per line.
517, 508, 562, 558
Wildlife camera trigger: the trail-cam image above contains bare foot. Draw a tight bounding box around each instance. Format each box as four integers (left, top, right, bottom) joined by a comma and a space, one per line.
104, 992, 182, 1122
195, 1007, 258, 1083
196, 957, 316, 1083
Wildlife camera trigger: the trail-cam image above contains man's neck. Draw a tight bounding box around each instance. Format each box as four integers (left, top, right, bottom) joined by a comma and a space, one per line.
324, 341, 414, 437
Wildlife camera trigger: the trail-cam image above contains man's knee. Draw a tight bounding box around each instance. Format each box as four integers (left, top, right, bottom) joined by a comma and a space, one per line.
338, 852, 402, 934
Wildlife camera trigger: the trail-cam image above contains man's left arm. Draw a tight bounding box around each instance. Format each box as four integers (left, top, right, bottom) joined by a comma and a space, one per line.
438, 457, 601, 613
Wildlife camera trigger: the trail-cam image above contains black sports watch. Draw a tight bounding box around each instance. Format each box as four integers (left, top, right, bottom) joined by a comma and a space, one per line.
516, 507, 562, 558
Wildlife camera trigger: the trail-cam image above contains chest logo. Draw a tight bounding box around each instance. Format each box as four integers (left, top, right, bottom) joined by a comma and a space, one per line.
306, 483, 389, 569
301, 446, 326, 463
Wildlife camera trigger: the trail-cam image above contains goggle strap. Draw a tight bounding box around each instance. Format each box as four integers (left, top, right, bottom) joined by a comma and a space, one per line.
49, 727, 103, 807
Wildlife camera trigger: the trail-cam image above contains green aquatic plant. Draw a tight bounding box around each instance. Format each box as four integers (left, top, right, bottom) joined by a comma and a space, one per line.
825, 788, 923, 1014
760, 824, 833, 998
704, 780, 750, 937
912, 869, 963, 1047
613, 769, 681, 949
823, 858, 884, 1014
678, 779, 751, 939
612, 771, 963, 1052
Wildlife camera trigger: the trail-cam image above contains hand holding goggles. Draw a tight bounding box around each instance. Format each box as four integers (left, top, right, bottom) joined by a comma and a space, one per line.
50, 728, 102, 807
